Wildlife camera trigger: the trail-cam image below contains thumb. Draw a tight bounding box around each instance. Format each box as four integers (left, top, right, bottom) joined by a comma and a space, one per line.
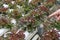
56, 16, 60, 21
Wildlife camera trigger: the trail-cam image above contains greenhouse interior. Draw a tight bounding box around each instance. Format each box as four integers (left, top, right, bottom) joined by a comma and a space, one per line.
0, 0, 60, 40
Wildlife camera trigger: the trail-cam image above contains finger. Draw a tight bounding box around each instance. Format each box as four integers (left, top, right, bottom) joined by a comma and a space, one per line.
48, 11, 58, 18
48, 9, 60, 18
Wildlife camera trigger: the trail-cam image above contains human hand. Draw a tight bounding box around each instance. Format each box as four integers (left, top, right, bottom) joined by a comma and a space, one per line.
48, 9, 60, 21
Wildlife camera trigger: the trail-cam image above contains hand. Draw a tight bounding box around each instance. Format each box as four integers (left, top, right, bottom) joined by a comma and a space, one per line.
48, 9, 60, 21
